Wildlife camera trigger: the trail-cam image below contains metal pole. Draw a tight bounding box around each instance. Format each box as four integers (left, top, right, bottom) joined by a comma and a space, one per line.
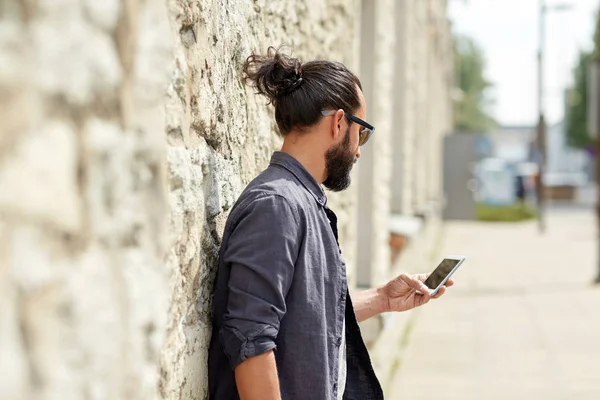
595, 4, 600, 284
536, 0, 547, 233
596, 111, 600, 282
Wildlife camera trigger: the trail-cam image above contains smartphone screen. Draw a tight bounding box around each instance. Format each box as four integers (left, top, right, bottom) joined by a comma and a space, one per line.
423, 258, 460, 291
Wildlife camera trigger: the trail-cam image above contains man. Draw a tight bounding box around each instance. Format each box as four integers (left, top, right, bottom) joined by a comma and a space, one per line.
208, 48, 453, 400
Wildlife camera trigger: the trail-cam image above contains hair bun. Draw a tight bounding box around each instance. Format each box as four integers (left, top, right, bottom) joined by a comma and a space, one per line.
242, 47, 304, 104
282, 76, 303, 93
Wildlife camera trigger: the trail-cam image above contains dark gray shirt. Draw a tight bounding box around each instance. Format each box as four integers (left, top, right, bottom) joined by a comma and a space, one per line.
208, 152, 383, 400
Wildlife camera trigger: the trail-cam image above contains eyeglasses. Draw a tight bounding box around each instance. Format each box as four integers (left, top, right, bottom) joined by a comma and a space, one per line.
320, 110, 375, 146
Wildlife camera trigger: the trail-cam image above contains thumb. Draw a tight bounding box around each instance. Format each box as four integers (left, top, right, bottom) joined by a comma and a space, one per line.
403, 274, 431, 295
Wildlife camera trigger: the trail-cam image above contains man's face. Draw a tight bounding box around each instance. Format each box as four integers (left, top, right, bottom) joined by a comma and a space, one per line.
322, 86, 366, 192
323, 126, 356, 192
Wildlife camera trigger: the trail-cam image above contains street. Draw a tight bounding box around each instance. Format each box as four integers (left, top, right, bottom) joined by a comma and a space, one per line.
390, 194, 600, 399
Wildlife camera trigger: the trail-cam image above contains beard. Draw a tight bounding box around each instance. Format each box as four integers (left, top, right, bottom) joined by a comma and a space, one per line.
323, 127, 356, 192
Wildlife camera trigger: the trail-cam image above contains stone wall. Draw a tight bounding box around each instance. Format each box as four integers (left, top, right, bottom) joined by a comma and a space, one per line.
0, 1, 173, 399
355, 0, 452, 289
389, 0, 453, 218
0, 0, 454, 398
161, 1, 359, 399
0, 1, 359, 400
364, 0, 454, 392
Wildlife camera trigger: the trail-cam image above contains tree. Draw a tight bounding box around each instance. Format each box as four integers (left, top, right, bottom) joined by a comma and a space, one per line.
566, 51, 594, 149
566, 11, 600, 150
453, 34, 497, 133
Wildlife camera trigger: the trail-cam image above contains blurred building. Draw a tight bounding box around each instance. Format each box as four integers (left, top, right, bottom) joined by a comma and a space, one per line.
488, 126, 536, 163
484, 121, 590, 202
0, 0, 453, 399
546, 120, 590, 190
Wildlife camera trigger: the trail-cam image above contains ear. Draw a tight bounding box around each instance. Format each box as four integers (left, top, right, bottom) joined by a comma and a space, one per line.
329, 109, 345, 141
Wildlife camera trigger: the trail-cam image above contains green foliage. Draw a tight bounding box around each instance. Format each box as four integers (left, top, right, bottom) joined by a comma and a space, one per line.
476, 203, 536, 222
566, 51, 594, 149
566, 11, 600, 150
453, 34, 497, 133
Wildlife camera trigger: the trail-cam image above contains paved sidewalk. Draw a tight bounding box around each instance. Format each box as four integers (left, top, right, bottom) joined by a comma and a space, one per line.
389, 203, 600, 400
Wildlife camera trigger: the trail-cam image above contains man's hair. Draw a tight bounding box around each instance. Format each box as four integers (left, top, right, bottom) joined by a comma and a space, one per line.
242, 46, 362, 136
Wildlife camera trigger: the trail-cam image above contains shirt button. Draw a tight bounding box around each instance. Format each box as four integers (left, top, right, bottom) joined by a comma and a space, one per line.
336, 336, 342, 346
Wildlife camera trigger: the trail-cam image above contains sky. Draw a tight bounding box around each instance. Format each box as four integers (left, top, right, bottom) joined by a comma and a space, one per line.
449, 0, 599, 127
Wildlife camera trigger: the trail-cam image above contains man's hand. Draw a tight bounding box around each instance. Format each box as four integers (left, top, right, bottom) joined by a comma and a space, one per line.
380, 273, 455, 313
353, 274, 455, 322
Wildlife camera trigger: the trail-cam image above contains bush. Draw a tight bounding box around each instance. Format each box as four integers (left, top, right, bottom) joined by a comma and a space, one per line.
476, 203, 537, 222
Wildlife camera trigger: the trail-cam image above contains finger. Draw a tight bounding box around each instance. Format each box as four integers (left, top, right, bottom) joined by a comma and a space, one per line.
403, 274, 430, 295
432, 286, 446, 299
401, 275, 432, 302
415, 291, 431, 307
415, 273, 429, 282
445, 278, 455, 287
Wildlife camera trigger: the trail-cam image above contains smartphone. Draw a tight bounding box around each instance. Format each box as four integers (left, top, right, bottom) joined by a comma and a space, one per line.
423, 255, 466, 296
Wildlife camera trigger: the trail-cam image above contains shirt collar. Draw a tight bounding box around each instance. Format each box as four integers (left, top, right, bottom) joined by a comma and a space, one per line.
270, 151, 327, 207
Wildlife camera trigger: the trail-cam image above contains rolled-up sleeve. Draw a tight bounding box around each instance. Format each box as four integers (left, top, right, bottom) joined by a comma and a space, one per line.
220, 193, 301, 369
